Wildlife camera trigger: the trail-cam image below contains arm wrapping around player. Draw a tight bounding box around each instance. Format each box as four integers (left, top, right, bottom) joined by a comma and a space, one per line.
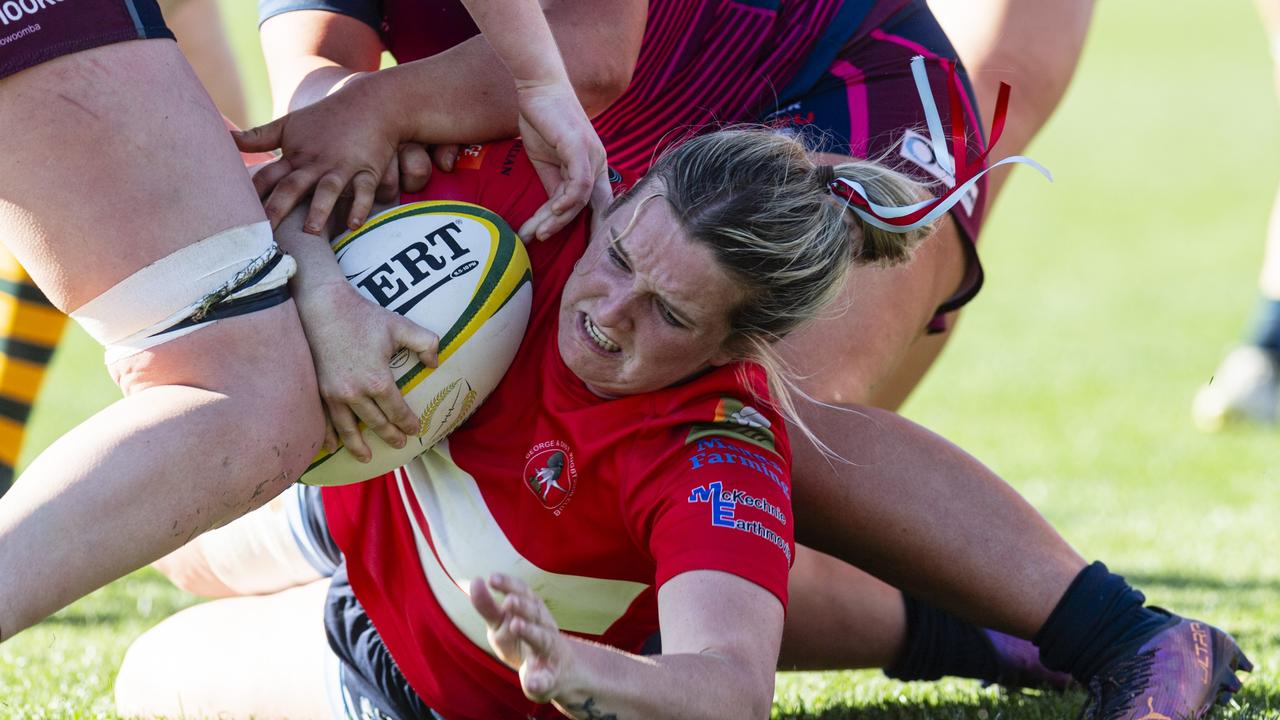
244, 0, 644, 237
471, 570, 781, 720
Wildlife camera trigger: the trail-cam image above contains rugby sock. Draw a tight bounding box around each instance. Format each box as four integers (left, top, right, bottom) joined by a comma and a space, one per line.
884, 595, 1000, 683
1246, 295, 1280, 356
0, 251, 68, 495
1033, 561, 1171, 684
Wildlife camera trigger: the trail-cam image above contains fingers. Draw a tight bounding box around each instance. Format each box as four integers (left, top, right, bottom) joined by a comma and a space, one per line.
376, 153, 401, 203
588, 171, 616, 239
250, 158, 293, 200
469, 577, 502, 625
345, 169, 380, 230
325, 400, 370, 463
263, 164, 323, 229
431, 144, 459, 173
400, 144, 433, 191
393, 316, 440, 369
231, 118, 285, 154
347, 392, 407, 450
322, 418, 339, 455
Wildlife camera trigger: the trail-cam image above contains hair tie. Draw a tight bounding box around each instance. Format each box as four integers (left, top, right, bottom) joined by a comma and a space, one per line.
815, 164, 836, 188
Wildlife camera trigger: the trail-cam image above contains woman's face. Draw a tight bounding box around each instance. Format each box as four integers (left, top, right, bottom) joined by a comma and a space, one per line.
558, 192, 745, 397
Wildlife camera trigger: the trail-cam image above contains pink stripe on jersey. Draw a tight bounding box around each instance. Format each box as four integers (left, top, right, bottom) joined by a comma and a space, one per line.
869, 26, 984, 144
595, 0, 857, 175
829, 59, 869, 158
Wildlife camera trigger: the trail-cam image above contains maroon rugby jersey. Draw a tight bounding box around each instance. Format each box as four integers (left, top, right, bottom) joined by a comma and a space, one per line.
259, 0, 911, 176
323, 140, 795, 720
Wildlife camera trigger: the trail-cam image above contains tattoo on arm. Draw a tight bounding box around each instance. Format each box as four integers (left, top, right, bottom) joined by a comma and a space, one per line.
566, 698, 619, 720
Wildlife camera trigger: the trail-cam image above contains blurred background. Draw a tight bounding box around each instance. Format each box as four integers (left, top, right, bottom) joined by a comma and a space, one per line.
1, 0, 1277, 717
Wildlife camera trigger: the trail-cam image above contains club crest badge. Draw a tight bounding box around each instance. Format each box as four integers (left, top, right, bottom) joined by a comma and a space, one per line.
522, 440, 578, 513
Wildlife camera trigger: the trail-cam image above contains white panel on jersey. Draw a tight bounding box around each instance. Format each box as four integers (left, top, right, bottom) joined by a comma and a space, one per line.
397, 442, 648, 655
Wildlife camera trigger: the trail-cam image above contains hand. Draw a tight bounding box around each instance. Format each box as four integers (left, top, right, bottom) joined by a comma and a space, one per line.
376, 143, 434, 203
514, 80, 610, 242
470, 573, 574, 702
234, 72, 409, 234
293, 280, 439, 462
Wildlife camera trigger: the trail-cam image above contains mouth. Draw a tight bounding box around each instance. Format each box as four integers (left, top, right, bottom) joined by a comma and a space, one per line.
580, 312, 621, 354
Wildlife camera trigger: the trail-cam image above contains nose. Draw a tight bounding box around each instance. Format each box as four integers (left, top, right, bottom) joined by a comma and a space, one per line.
593, 282, 638, 331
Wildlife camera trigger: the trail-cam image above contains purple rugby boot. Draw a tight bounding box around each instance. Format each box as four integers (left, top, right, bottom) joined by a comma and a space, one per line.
983, 630, 1074, 691
1079, 610, 1252, 720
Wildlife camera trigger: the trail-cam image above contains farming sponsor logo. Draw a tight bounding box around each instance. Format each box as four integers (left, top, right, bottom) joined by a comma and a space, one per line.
899, 128, 978, 216
685, 437, 787, 498
1134, 697, 1172, 720
687, 480, 790, 562
0, 0, 61, 27
522, 439, 578, 513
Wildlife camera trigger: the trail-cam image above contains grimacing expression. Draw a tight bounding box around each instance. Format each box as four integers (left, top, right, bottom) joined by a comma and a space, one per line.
557, 192, 745, 397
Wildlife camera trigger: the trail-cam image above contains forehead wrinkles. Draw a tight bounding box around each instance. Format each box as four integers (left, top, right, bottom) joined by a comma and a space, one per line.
614, 197, 729, 324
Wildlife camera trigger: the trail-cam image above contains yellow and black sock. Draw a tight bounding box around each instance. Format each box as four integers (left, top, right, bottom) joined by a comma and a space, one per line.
0, 248, 68, 494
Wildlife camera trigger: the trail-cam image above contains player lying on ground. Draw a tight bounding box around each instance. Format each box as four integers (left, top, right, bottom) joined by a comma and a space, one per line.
131, 128, 1250, 720
119, 128, 937, 720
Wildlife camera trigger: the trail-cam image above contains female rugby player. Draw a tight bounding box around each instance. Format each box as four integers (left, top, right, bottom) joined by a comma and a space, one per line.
117, 128, 937, 720
128, 128, 1249, 720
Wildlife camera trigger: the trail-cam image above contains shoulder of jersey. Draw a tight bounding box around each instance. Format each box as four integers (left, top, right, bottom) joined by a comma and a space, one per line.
302, 201, 534, 486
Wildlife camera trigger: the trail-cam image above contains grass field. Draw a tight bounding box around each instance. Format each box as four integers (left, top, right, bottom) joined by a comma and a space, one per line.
2, 0, 1279, 717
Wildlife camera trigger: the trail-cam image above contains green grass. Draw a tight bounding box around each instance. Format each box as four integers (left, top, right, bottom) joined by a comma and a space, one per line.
4, 0, 1280, 717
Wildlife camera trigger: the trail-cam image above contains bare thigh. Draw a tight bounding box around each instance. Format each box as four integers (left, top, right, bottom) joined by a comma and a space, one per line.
779, 545, 905, 671
780, 205, 967, 409
0, 39, 264, 311
115, 578, 335, 720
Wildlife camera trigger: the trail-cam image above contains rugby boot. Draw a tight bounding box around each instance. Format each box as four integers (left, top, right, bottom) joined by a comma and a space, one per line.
983, 630, 1074, 691
1077, 610, 1252, 720
1192, 345, 1279, 431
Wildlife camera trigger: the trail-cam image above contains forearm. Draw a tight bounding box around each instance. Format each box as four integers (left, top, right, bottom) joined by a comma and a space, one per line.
264, 1, 643, 141
553, 639, 772, 720
276, 214, 346, 298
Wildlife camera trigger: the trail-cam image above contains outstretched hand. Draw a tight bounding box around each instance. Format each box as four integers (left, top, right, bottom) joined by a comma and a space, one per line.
470, 573, 574, 703
515, 80, 610, 243
234, 73, 431, 235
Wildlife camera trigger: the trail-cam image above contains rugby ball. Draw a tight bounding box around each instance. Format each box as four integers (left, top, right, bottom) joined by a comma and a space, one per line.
301, 201, 532, 486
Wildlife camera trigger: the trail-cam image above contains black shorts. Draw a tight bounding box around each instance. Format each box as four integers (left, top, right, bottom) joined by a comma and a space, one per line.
0, 0, 171, 80
326, 562, 442, 720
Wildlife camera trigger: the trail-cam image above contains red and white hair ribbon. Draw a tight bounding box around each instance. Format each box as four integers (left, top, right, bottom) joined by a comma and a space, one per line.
830, 55, 1052, 233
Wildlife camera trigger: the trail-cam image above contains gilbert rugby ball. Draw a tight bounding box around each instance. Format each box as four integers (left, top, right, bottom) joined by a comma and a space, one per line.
301, 201, 532, 486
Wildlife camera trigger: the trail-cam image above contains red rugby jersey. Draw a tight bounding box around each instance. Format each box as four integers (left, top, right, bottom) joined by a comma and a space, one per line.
323, 140, 795, 720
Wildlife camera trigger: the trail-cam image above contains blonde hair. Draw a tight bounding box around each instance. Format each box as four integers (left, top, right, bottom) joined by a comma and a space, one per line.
629, 128, 938, 444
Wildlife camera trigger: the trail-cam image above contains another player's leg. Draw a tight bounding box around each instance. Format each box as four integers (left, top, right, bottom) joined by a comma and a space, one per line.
790, 405, 1251, 717
0, 250, 67, 496
1193, 196, 1280, 429
0, 39, 324, 640
114, 578, 334, 719
1192, 0, 1280, 430
158, 0, 249, 129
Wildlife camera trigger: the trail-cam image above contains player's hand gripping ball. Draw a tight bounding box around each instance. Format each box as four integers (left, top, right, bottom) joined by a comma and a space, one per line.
301, 202, 532, 486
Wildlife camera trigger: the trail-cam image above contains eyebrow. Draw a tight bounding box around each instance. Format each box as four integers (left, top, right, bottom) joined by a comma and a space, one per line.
610, 230, 698, 329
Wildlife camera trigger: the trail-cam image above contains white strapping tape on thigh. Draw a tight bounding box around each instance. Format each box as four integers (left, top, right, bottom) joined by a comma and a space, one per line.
69, 222, 296, 364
